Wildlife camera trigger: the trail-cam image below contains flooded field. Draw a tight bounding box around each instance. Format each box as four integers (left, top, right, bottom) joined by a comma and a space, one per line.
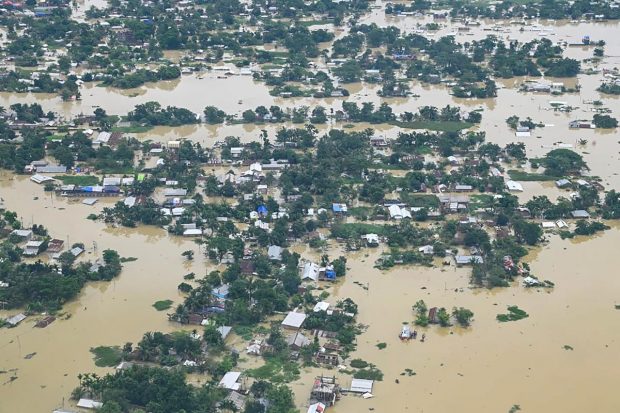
1, 7, 620, 413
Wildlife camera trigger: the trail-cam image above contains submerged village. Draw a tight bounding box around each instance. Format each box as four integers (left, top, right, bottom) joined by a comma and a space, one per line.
2, 0, 620, 412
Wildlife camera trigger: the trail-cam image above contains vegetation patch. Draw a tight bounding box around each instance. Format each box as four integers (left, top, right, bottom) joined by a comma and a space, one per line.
90, 346, 122, 367
152, 300, 173, 311
376, 342, 387, 350
389, 120, 473, 132
507, 170, 558, 181
246, 356, 300, 383
353, 367, 384, 381
497, 306, 529, 322
53, 175, 99, 186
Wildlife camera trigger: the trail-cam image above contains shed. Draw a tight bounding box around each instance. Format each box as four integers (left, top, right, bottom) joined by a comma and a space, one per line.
268, 245, 283, 261
6, 313, 27, 326
313, 301, 330, 313
212, 284, 230, 300
281, 311, 307, 330
164, 188, 188, 197
30, 174, 55, 184
571, 210, 590, 219
555, 178, 571, 188
36, 165, 67, 174
219, 371, 242, 391
349, 378, 374, 394
76, 399, 103, 410
332, 203, 348, 213
286, 332, 311, 349
505, 180, 524, 192
217, 326, 233, 340
82, 198, 98, 206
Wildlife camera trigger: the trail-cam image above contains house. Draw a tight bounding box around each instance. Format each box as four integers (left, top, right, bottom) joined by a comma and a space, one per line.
505, 180, 524, 192
301, 262, 320, 282
316, 349, 339, 366
212, 284, 230, 300
225, 391, 247, 412
92, 131, 111, 147
311, 376, 341, 406
388, 204, 412, 220
515, 126, 531, 137
36, 165, 67, 174
281, 311, 307, 330
30, 174, 55, 184
11, 229, 33, 241
217, 326, 233, 340
349, 378, 374, 394
453, 184, 474, 192
313, 301, 330, 313
569, 120, 595, 129
47, 239, 64, 253
183, 228, 203, 236
438, 195, 470, 213
455, 255, 484, 266
164, 188, 188, 197
240, 260, 256, 275
307, 402, 327, 413
268, 245, 283, 261
286, 332, 311, 350
76, 399, 103, 410
571, 210, 590, 218
418, 245, 434, 255
219, 372, 242, 391
370, 136, 388, 147
555, 178, 571, 188
5, 313, 27, 327
361, 233, 380, 247
23, 240, 44, 256
332, 203, 348, 214
428, 307, 439, 324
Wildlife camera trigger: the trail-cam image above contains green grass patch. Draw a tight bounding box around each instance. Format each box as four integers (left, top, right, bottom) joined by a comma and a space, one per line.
111, 125, 153, 133
469, 194, 495, 209
497, 306, 529, 322
46, 134, 66, 142
90, 346, 122, 367
331, 223, 388, 239
232, 325, 254, 341
390, 120, 473, 132
298, 19, 333, 27
507, 170, 559, 182
152, 300, 173, 311
350, 359, 369, 368
400, 193, 440, 208
246, 356, 300, 383
53, 175, 99, 186
353, 367, 384, 381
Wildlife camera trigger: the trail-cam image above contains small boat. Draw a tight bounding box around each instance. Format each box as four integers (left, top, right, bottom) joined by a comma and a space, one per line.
400, 325, 411, 340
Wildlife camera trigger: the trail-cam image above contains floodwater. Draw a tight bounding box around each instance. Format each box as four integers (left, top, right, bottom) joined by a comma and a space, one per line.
1, 8, 620, 413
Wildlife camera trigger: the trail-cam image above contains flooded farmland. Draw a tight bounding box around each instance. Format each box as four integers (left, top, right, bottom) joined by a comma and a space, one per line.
1, 5, 620, 413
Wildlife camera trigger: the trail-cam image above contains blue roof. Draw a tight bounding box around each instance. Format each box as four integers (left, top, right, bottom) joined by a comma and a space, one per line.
257, 205, 268, 214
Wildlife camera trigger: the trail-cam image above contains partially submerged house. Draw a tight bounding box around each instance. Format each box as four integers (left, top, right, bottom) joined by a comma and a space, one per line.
281, 311, 307, 331
219, 371, 243, 391
311, 376, 341, 406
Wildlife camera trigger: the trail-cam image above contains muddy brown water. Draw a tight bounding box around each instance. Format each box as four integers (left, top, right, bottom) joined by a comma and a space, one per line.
1, 11, 620, 413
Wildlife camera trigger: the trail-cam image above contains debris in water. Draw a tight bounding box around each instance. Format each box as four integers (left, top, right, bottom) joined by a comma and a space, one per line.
24, 352, 36, 360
